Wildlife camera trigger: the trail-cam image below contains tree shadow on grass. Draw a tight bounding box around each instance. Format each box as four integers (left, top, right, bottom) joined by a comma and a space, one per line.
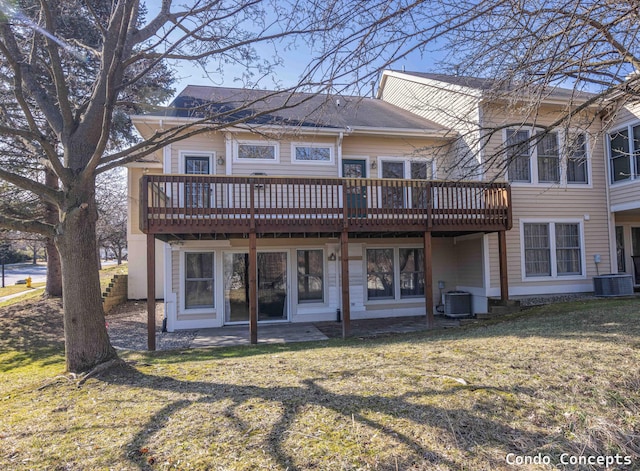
0, 298, 65, 371
102, 363, 554, 470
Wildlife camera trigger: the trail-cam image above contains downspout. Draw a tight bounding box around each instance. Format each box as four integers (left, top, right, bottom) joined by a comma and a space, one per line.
603, 131, 617, 273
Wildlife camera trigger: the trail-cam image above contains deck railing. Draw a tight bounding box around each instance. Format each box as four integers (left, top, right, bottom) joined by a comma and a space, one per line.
140, 175, 511, 234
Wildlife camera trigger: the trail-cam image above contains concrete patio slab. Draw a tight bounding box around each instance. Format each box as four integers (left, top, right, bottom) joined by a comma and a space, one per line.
191, 323, 328, 348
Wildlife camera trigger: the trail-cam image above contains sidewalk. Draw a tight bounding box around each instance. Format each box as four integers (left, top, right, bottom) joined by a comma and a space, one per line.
0, 287, 45, 304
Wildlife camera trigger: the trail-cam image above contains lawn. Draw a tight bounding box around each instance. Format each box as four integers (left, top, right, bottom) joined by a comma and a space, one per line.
0, 298, 639, 470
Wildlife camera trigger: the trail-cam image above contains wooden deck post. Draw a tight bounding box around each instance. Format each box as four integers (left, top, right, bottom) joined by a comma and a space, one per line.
424, 231, 434, 328
249, 231, 258, 344
146, 233, 156, 351
498, 230, 509, 302
340, 230, 351, 338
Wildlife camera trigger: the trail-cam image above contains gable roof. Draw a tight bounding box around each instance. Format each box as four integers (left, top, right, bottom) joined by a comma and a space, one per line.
382, 70, 596, 103
138, 85, 449, 135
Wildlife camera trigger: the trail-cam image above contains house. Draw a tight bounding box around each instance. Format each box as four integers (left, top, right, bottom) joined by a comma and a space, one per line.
604, 99, 640, 282
379, 71, 613, 298
127, 71, 633, 348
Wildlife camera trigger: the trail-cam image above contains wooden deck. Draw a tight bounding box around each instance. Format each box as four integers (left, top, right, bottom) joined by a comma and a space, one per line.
139, 175, 512, 236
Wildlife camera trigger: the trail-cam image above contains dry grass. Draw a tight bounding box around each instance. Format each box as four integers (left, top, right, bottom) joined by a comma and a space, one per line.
0, 281, 46, 298
1, 298, 639, 470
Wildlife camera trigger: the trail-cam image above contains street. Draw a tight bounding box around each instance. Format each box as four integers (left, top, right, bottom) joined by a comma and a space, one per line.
1, 263, 47, 287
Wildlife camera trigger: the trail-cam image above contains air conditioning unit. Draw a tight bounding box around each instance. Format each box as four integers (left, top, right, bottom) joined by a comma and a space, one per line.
593, 274, 634, 297
444, 291, 472, 318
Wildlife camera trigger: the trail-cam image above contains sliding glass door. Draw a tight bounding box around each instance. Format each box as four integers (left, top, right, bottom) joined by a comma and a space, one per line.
223, 252, 288, 323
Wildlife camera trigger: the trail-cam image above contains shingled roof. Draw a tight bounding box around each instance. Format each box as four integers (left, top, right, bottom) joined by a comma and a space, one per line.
146, 85, 448, 133
393, 71, 595, 102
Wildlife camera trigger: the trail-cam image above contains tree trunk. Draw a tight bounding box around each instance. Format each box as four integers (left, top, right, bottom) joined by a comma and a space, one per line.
45, 238, 62, 297
45, 169, 63, 297
55, 182, 117, 373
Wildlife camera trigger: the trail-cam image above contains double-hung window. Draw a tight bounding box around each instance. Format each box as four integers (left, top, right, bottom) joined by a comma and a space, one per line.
608, 124, 640, 183
522, 222, 583, 278
506, 129, 531, 182
536, 132, 560, 183
567, 133, 588, 184
506, 129, 588, 184
184, 252, 215, 309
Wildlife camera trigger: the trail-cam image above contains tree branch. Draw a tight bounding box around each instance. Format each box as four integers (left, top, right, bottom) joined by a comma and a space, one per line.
0, 213, 55, 237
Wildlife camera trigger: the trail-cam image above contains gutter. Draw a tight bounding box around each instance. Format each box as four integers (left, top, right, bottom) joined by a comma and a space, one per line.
131, 115, 455, 140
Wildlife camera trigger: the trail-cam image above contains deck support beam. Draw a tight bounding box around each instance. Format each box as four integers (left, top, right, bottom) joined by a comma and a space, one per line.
424, 231, 434, 328
498, 230, 509, 302
249, 231, 258, 344
340, 230, 351, 338
146, 233, 156, 351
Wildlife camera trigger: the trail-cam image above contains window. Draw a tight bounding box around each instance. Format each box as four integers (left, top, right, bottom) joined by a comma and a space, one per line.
185, 252, 214, 309
293, 145, 332, 163
536, 132, 560, 183
184, 154, 212, 208
522, 222, 583, 278
567, 133, 588, 184
610, 129, 630, 183
410, 161, 432, 209
616, 226, 626, 272
608, 124, 640, 184
367, 248, 395, 299
366, 247, 425, 301
297, 249, 324, 303
381, 160, 405, 209
399, 248, 424, 298
523, 224, 551, 276
505, 129, 589, 185
506, 129, 531, 182
555, 224, 582, 275
236, 142, 278, 161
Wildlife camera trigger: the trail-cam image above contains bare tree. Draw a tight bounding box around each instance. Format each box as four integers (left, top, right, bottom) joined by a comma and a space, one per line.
433, 0, 640, 174
2, 0, 636, 374
96, 169, 127, 266
0, 0, 482, 373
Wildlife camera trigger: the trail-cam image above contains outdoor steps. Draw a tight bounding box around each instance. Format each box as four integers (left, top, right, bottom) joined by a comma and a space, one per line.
102, 274, 128, 314
459, 299, 522, 325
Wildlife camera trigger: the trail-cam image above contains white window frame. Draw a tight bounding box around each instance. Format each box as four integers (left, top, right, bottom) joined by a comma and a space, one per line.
375, 157, 435, 209
179, 249, 217, 315
607, 121, 640, 186
519, 219, 586, 281
234, 140, 280, 163
179, 151, 216, 175
291, 143, 334, 165
364, 245, 425, 302
177, 151, 216, 208
503, 128, 591, 187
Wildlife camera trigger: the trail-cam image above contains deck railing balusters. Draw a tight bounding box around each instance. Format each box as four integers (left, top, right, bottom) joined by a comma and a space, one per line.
141, 175, 511, 234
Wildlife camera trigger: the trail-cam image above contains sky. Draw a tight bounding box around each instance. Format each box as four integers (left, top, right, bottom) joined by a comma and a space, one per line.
142, 1, 445, 102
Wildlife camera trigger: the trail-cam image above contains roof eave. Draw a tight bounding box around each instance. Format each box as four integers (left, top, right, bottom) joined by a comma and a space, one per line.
131, 115, 452, 139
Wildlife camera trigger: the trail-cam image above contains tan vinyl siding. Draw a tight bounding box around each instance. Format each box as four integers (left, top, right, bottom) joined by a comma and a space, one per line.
231, 132, 338, 177
479, 103, 611, 291
172, 131, 226, 174
128, 166, 163, 236
608, 102, 640, 210
610, 181, 640, 210
379, 73, 481, 179
172, 250, 180, 312
455, 236, 484, 287
342, 135, 452, 177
